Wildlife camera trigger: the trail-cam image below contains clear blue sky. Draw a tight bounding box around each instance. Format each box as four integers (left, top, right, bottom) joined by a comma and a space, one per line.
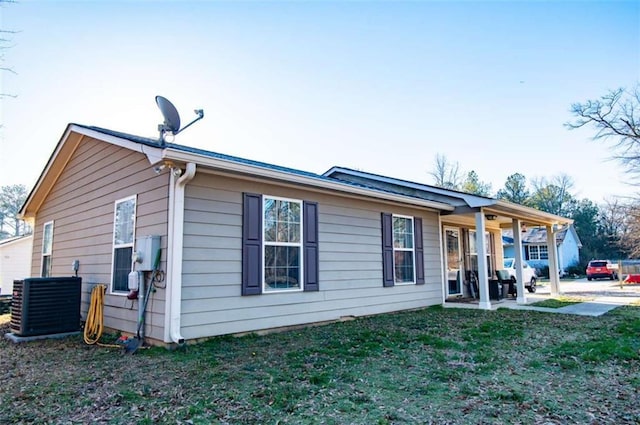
1, 1, 638, 203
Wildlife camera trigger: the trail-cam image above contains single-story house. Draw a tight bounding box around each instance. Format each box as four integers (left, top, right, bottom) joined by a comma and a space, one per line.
0, 234, 33, 296
18, 124, 572, 345
502, 225, 582, 275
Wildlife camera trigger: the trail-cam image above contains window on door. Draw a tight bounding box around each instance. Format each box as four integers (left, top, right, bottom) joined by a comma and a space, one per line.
445, 227, 462, 295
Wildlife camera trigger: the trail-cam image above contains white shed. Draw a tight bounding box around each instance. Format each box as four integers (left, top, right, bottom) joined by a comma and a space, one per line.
0, 235, 33, 295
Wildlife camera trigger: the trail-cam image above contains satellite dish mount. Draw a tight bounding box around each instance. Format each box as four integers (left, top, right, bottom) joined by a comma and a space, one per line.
156, 95, 204, 143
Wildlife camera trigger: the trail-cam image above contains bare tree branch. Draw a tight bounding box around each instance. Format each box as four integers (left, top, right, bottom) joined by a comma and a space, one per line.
566, 84, 640, 183
0, 66, 16, 74
428, 153, 463, 190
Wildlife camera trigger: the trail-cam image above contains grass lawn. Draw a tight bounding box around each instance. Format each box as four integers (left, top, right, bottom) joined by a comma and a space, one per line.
1, 306, 639, 424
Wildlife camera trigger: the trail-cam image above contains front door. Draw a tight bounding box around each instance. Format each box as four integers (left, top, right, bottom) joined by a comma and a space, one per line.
444, 227, 463, 296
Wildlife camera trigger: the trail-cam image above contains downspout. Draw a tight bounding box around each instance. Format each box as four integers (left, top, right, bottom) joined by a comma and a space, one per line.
168, 162, 196, 344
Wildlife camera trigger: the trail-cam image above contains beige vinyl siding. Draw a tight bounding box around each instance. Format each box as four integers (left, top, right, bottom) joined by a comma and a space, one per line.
181, 173, 443, 339
30, 137, 169, 341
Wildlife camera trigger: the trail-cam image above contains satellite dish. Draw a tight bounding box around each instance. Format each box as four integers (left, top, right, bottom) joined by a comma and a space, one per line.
156, 96, 181, 135
155, 95, 204, 142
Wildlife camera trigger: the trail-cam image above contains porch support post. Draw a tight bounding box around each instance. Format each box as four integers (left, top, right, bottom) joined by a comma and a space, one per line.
512, 219, 526, 304
475, 211, 491, 310
547, 224, 560, 296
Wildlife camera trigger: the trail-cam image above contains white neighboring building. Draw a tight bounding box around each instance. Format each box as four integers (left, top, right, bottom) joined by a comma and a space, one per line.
0, 235, 33, 296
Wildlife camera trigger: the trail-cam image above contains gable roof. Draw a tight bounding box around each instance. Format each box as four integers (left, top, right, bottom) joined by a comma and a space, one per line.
19, 124, 455, 219
324, 167, 573, 227
0, 234, 33, 248
502, 225, 583, 248
19, 123, 574, 229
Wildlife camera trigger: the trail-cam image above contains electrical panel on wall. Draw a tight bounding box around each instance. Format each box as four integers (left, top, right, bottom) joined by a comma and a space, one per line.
133, 235, 161, 272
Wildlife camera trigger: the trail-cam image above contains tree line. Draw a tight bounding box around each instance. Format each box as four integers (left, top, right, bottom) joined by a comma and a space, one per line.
428, 82, 640, 267
428, 155, 629, 268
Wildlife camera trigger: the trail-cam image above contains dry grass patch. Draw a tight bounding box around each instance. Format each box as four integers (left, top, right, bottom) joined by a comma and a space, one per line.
530, 295, 595, 308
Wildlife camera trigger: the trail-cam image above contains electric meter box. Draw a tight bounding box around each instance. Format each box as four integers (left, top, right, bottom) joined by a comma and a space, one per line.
134, 235, 161, 272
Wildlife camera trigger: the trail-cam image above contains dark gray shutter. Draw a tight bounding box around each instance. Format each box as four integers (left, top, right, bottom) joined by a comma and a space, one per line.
242, 193, 262, 295
414, 217, 425, 284
303, 201, 319, 291
524, 246, 530, 261
381, 213, 394, 287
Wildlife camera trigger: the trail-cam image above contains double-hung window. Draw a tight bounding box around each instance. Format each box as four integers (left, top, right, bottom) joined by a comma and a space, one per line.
392, 215, 415, 284
468, 230, 493, 278
41, 221, 54, 277
112, 196, 136, 293
263, 196, 303, 292
527, 245, 548, 261
528, 246, 536, 260
381, 213, 425, 286
242, 193, 319, 295
539, 245, 549, 260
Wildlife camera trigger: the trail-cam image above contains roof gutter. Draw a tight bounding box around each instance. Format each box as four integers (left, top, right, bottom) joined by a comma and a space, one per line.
163, 149, 454, 212
167, 162, 196, 345
492, 200, 574, 225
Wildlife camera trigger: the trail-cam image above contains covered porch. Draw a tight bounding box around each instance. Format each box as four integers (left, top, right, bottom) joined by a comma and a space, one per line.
441, 200, 572, 310
316, 166, 572, 309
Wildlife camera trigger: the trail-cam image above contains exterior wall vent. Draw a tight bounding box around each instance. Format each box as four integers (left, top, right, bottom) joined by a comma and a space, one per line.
10, 277, 82, 337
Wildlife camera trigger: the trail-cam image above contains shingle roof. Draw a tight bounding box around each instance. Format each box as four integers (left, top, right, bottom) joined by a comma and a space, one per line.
323, 166, 498, 208
78, 124, 336, 179
502, 227, 566, 245
75, 124, 449, 203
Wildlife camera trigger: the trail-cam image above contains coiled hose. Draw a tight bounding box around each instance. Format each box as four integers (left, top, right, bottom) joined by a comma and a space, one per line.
84, 284, 120, 347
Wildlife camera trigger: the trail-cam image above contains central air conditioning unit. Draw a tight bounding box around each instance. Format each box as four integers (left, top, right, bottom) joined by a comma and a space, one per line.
10, 277, 82, 337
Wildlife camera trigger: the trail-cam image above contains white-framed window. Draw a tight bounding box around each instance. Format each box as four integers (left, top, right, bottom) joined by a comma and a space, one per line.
263, 196, 303, 292
111, 195, 136, 293
41, 221, 54, 277
393, 215, 415, 284
527, 245, 549, 260
468, 230, 493, 278
539, 245, 549, 260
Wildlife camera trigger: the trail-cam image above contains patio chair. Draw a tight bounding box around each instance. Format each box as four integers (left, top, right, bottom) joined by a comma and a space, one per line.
496, 269, 515, 298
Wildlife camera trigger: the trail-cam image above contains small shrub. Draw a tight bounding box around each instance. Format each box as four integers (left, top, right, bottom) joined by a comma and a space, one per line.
537, 265, 550, 278
565, 264, 584, 277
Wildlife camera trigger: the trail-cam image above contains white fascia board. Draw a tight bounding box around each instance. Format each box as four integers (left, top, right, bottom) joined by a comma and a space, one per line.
163, 149, 454, 212
494, 200, 573, 225
69, 125, 164, 164
20, 125, 164, 219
